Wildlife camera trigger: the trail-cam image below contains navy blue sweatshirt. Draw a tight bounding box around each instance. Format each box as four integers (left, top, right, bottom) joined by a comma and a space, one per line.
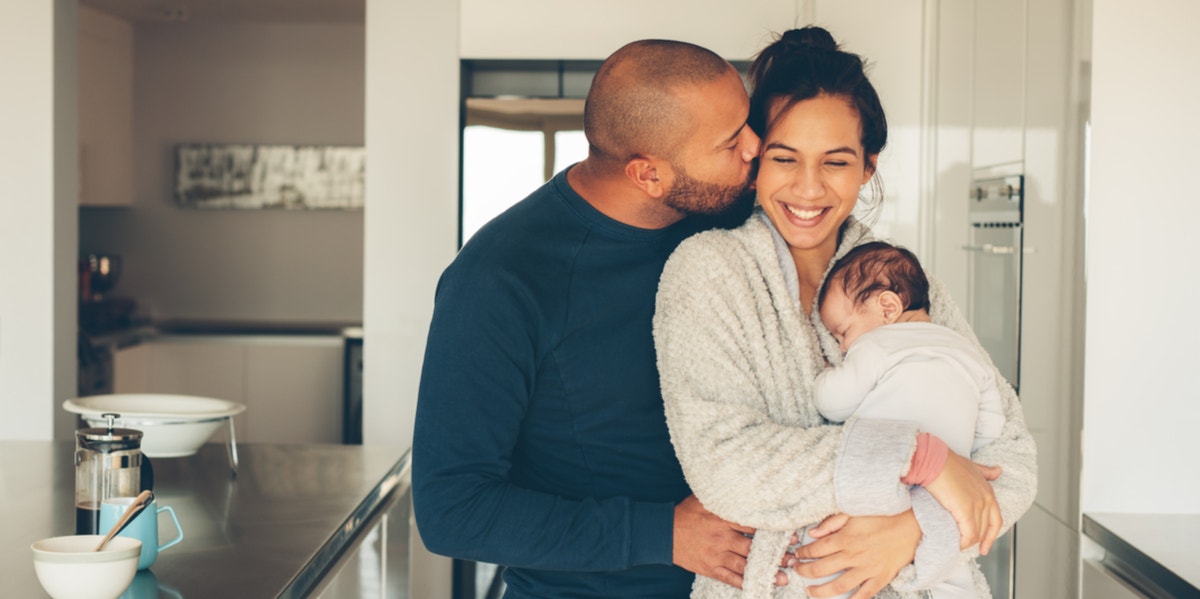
413, 169, 704, 598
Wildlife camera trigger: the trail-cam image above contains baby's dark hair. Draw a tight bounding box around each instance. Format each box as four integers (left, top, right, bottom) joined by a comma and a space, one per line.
819, 241, 931, 313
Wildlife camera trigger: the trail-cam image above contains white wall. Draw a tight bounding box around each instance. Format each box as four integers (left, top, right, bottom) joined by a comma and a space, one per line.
1082, 0, 1200, 513
813, 0, 926, 258
363, 4, 460, 597
80, 21, 365, 323
459, 0, 797, 61
0, 0, 78, 441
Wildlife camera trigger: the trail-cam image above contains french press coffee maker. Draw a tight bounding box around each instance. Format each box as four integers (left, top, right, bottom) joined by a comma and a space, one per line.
74, 413, 153, 534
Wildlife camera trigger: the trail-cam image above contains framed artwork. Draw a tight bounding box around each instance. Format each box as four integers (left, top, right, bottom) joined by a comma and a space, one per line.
174, 144, 365, 209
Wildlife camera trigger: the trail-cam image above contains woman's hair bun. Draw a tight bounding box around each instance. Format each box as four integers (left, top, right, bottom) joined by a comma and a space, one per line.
779, 26, 839, 52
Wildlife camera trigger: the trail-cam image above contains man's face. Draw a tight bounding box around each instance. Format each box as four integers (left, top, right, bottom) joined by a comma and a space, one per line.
661, 165, 753, 216
663, 68, 761, 216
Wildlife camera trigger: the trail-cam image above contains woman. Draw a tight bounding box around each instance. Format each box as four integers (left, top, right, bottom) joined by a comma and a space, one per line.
653, 27, 1036, 599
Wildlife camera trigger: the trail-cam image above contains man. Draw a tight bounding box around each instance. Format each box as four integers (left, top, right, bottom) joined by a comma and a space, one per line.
413, 39, 761, 598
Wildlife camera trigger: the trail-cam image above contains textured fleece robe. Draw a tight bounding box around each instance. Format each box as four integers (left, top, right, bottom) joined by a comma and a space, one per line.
653, 214, 1037, 599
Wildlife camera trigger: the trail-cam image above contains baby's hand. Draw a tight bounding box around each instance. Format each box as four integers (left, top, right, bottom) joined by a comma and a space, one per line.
806, 513, 850, 539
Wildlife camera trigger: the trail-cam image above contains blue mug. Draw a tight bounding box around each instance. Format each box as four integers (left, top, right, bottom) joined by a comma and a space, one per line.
100, 497, 184, 570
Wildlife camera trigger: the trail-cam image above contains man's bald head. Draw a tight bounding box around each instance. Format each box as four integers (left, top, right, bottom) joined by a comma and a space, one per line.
584, 40, 735, 165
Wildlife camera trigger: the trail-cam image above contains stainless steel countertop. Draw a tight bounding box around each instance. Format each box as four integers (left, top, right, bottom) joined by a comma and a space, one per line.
1083, 512, 1200, 597
2, 441, 410, 598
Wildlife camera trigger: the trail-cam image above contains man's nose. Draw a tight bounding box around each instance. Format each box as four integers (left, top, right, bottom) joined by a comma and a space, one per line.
741, 128, 761, 162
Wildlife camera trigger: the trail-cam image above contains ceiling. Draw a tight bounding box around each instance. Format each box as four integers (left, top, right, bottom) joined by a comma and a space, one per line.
79, 0, 364, 23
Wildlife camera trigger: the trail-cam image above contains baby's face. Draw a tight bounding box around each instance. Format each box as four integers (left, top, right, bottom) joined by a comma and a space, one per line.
819, 283, 890, 353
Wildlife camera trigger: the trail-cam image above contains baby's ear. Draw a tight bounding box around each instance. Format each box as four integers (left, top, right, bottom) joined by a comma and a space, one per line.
878, 291, 904, 324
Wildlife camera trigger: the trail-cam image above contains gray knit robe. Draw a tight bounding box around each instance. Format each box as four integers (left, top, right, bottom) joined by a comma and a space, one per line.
653, 214, 1037, 599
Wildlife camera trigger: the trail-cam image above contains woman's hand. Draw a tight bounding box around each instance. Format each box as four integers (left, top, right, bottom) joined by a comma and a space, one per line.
791, 511, 920, 599
924, 451, 1003, 553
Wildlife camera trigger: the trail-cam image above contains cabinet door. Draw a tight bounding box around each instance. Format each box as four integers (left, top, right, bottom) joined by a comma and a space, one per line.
1015, 504, 1079, 597
143, 339, 248, 443
1082, 560, 1149, 599
972, 0, 1026, 169
112, 343, 151, 393
245, 338, 344, 444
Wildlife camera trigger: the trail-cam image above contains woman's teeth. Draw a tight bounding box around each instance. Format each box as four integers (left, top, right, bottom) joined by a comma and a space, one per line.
784, 204, 823, 220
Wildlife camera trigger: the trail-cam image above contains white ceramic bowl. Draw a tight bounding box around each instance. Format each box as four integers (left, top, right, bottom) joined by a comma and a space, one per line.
32, 535, 142, 599
64, 394, 246, 458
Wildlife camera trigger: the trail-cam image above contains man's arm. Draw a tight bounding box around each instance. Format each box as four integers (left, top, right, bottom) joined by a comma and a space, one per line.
412, 264, 676, 571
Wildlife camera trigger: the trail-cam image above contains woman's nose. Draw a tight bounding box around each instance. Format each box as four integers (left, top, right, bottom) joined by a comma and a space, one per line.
791, 166, 824, 199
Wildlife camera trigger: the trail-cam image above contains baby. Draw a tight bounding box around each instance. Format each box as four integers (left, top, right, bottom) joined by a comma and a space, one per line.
805, 241, 1005, 598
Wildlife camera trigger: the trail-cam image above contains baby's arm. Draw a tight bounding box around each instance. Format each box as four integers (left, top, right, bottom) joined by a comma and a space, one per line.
812, 345, 879, 422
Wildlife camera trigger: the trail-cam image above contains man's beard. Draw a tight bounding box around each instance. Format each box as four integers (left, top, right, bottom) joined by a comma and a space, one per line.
664, 167, 757, 230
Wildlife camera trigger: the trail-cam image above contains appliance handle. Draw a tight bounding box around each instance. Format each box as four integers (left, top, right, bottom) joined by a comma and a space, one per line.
962, 244, 1017, 255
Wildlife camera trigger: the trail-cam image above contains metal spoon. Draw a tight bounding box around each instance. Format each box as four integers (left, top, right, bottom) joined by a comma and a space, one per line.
94, 489, 154, 552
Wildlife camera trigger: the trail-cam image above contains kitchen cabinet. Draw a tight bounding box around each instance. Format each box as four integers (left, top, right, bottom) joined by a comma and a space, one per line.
1082, 560, 1147, 599
972, 0, 1026, 169
1014, 504, 1078, 597
245, 339, 344, 444
78, 5, 134, 207
112, 335, 344, 444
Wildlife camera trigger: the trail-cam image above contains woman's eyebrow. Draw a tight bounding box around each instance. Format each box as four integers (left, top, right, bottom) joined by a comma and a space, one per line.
763, 143, 859, 156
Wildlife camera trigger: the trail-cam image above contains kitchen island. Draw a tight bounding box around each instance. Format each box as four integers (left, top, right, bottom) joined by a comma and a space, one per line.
1083, 512, 1200, 598
1, 441, 410, 598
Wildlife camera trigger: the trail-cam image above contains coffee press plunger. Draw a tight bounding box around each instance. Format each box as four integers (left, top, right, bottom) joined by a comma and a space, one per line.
74, 413, 151, 534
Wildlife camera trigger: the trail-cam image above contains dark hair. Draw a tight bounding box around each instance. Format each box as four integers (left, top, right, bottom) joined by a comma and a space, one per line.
747, 27, 888, 207
819, 241, 930, 313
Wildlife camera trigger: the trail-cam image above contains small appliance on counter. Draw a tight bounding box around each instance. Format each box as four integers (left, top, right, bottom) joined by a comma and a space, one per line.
78, 253, 138, 334
74, 413, 153, 535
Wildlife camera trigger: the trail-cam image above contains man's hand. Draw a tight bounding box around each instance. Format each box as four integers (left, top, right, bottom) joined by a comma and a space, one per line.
791, 511, 920, 599
924, 452, 1003, 554
674, 495, 779, 589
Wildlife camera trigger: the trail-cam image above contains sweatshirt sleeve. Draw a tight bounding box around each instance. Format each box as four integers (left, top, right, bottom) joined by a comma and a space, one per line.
813, 343, 881, 422
412, 259, 675, 571
654, 234, 918, 531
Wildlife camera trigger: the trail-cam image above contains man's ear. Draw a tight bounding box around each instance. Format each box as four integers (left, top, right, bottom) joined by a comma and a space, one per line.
625, 157, 670, 199
877, 290, 904, 324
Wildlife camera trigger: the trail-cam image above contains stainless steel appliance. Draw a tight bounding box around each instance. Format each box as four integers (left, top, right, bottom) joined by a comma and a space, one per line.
965, 174, 1025, 390
964, 174, 1025, 599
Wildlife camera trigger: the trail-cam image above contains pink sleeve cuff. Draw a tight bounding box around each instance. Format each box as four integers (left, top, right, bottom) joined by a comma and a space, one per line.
902, 433, 949, 486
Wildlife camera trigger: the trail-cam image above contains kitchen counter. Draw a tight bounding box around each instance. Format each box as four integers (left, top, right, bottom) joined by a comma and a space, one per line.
1, 441, 409, 598
1083, 512, 1200, 597
85, 318, 363, 350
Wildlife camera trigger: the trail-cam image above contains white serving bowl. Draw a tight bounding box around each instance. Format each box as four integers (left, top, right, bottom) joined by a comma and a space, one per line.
32, 535, 142, 599
64, 394, 246, 458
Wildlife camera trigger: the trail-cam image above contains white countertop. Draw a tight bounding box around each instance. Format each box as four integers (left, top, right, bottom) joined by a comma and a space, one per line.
1083, 512, 1200, 597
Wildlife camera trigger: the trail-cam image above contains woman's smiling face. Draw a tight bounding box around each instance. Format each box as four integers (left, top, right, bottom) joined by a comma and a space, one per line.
755, 94, 877, 261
